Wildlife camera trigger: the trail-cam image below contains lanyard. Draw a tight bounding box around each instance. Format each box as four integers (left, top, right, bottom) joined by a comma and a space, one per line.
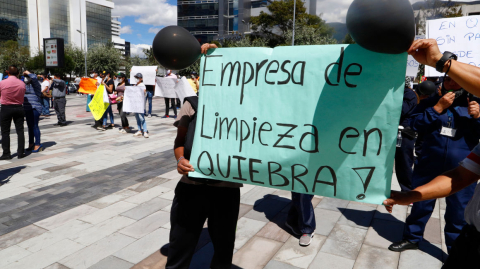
446, 109, 453, 128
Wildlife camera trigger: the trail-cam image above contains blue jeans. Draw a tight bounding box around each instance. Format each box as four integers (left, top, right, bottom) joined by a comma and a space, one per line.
25, 109, 41, 146
102, 105, 114, 126
135, 113, 148, 133
42, 97, 50, 115
145, 91, 153, 115
287, 192, 316, 234
86, 95, 92, 112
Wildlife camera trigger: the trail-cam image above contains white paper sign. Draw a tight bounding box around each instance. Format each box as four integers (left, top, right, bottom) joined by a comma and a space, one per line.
175, 77, 197, 104
406, 35, 425, 77
123, 86, 146, 113
426, 16, 480, 77
155, 77, 177, 98
130, 66, 157, 85
103, 88, 110, 104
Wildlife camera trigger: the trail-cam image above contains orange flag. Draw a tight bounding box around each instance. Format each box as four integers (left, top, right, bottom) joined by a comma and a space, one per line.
79, 78, 98, 94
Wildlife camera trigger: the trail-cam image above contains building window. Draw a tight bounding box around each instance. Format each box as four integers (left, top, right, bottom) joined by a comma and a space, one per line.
49, 0, 70, 45
0, 0, 29, 47
86, 2, 112, 48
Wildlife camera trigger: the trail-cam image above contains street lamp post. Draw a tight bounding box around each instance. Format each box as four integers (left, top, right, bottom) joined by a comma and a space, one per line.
77, 30, 87, 76
292, 0, 296, 46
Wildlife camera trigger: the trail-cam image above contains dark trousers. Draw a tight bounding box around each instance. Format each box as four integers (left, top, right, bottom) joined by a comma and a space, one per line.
442, 224, 480, 269
176, 98, 181, 108
1, 105, 25, 156
25, 109, 41, 146
394, 134, 415, 192
165, 98, 177, 116
166, 182, 240, 269
54, 97, 66, 124
117, 102, 129, 128
404, 179, 476, 253
287, 192, 316, 234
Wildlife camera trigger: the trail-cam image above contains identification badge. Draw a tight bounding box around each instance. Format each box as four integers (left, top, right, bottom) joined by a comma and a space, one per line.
440, 127, 457, 137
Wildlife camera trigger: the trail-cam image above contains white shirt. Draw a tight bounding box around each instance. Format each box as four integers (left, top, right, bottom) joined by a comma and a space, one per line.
136, 82, 146, 91
41, 80, 50, 92
166, 73, 177, 78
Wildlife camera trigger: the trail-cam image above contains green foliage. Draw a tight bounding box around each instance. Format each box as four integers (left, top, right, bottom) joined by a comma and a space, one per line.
25, 45, 81, 78
342, 33, 355, 44
250, 0, 333, 47
65, 45, 86, 76
178, 59, 200, 77
124, 56, 149, 78
87, 43, 122, 74
285, 20, 337, 46
0, 40, 30, 72
221, 34, 268, 48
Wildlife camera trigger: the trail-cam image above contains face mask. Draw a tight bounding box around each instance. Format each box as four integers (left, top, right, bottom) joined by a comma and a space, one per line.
24, 77, 31, 84
134, 78, 138, 83
90, 74, 94, 78
441, 85, 465, 100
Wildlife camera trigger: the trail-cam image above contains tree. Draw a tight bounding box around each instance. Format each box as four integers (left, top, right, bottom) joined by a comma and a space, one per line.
26, 47, 78, 80
0, 40, 30, 72
251, 0, 333, 46
342, 33, 355, 44
284, 20, 337, 46
65, 45, 86, 77
415, 0, 463, 35
87, 43, 122, 74
124, 56, 149, 78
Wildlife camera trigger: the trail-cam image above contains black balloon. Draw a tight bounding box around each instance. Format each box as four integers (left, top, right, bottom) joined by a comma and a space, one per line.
346, 0, 415, 54
152, 26, 201, 70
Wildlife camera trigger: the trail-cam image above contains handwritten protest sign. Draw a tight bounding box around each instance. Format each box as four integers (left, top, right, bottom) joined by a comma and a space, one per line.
155, 77, 177, 98
88, 85, 109, 120
175, 77, 197, 104
426, 15, 480, 76
79, 78, 97, 94
188, 45, 406, 204
123, 86, 146, 113
155, 77, 196, 103
406, 35, 425, 77
130, 66, 157, 85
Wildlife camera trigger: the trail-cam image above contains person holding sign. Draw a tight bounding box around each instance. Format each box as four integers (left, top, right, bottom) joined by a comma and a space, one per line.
166, 43, 242, 269
133, 73, 149, 138
187, 71, 199, 94
115, 73, 131, 133
100, 71, 115, 130
163, 70, 178, 119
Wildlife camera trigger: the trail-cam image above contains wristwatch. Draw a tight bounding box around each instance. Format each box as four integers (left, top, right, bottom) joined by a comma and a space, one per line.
436, 51, 457, 73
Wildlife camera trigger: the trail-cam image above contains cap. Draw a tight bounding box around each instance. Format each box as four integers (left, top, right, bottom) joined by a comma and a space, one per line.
167, 70, 171, 74
118, 73, 126, 78
417, 80, 436, 96
134, 73, 143, 78
191, 71, 198, 75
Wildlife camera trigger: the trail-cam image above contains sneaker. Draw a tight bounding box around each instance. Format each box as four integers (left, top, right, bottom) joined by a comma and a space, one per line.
388, 240, 419, 252
134, 131, 143, 137
144, 132, 149, 138
284, 221, 301, 236
299, 233, 314, 246
161, 115, 169, 118
0, 155, 12, 160
119, 129, 126, 134
97, 126, 106, 131
148, 114, 152, 118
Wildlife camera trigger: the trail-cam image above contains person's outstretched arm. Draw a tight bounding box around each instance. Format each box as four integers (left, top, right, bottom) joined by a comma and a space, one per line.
408, 39, 480, 96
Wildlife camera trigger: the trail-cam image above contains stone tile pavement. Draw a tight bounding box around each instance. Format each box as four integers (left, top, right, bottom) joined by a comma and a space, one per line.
0, 95, 447, 268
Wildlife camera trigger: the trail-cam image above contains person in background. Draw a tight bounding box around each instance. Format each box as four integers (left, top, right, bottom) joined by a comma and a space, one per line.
51, 74, 67, 127
99, 71, 115, 131
115, 73, 130, 134
144, 69, 157, 118
23, 71, 44, 152
48, 75, 54, 108
39, 74, 51, 116
0, 65, 26, 160
87, 71, 101, 113
163, 70, 177, 119
285, 193, 316, 246
394, 77, 419, 192
187, 71, 200, 95
389, 75, 480, 253
133, 73, 149, 138
75, 76, 81, 96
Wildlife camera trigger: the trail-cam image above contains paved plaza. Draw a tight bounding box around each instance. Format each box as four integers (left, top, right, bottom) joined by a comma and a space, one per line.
0, 95, 447, 269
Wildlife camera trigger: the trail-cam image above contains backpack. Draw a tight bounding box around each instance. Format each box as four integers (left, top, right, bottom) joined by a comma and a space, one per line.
184, 96, 221, 184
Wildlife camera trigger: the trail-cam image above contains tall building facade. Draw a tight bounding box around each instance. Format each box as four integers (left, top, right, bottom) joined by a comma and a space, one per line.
178, 0, 317, 44
0, 0, 120, 55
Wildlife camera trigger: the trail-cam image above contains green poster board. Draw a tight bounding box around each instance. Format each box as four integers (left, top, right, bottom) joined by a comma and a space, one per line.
189, 44, 406, 204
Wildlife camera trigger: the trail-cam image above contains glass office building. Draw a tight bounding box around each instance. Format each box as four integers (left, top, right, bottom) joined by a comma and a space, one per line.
49, 0, 70, 45
86, 1, 112, 48
0, 0, 29, 47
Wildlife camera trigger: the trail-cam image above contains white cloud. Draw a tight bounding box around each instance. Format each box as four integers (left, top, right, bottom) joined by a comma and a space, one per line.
130, 44, 152, 57
317, 0, 478, 23
120, 25, 133, 34
148, 27, 163, 34
112, 0, 177, 26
